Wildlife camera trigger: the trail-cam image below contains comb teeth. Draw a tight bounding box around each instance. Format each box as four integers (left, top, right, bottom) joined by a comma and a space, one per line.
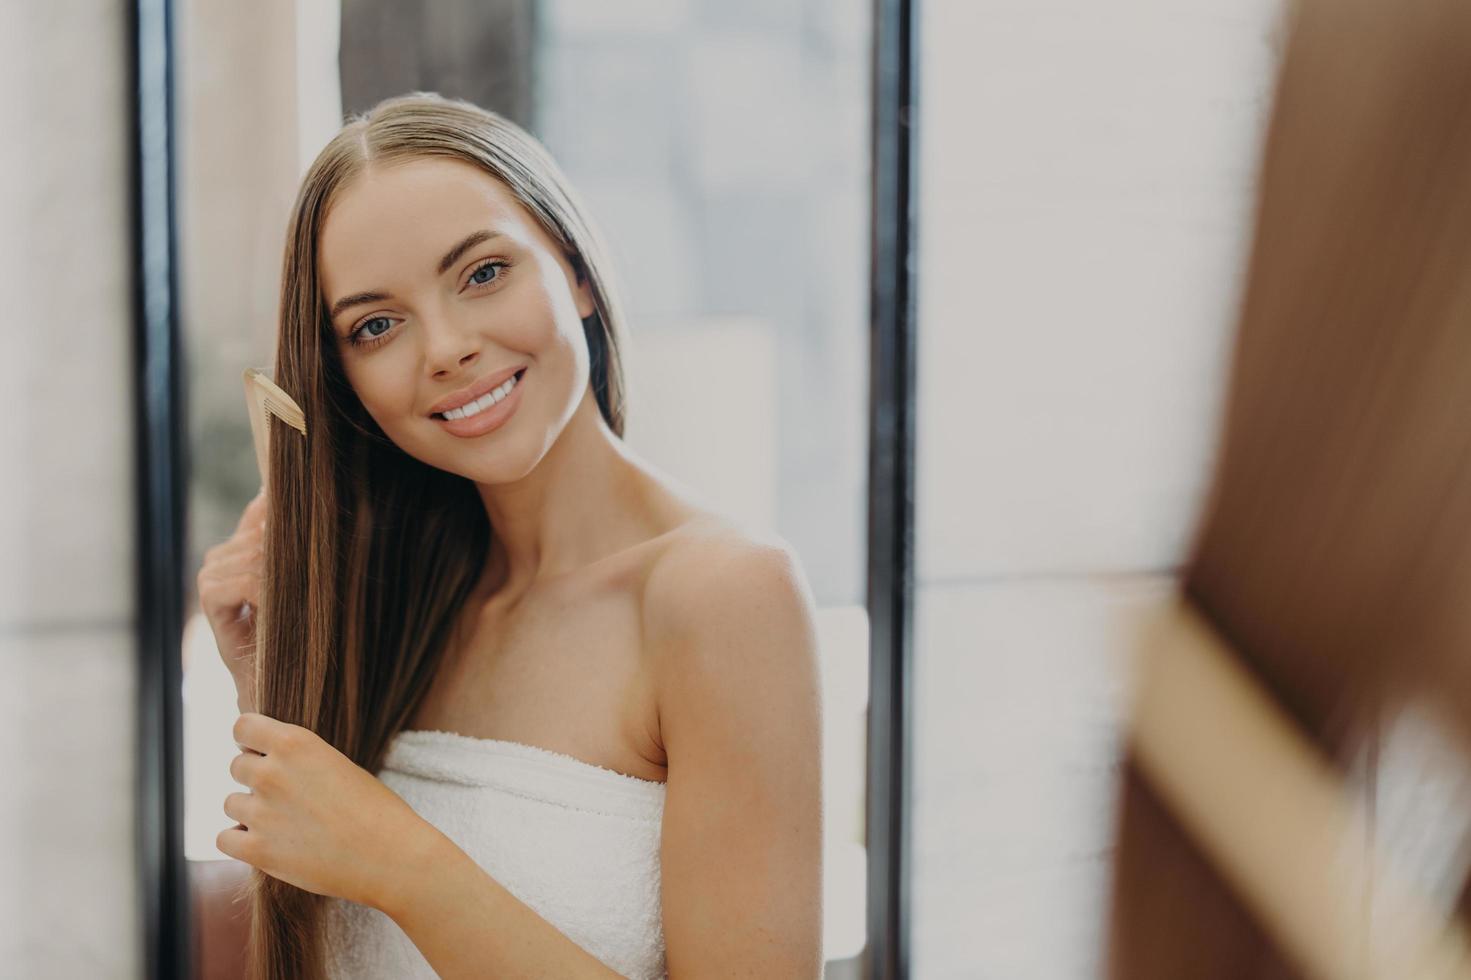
262, 397, 306, 433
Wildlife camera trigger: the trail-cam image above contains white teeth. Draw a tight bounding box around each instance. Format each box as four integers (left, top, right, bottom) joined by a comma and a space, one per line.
441, 372, 519, 422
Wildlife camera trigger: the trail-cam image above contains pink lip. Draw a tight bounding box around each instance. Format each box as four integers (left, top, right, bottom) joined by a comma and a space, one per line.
432, 368, 526, 438
427, 364, 527, 416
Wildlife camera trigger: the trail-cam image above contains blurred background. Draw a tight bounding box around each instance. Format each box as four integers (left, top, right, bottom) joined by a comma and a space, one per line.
1, 0, 1288, 977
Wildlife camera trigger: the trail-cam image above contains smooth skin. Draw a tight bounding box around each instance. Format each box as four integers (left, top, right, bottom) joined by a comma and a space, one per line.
206, 156, 825, 977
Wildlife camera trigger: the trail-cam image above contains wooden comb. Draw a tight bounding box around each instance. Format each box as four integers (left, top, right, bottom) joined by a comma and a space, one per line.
243, 367, 306, 485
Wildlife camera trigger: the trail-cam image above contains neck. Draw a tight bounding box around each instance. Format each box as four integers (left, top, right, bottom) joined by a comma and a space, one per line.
472, 384, 651, 596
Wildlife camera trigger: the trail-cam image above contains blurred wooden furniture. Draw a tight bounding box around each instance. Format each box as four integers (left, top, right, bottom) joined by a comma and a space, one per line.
189, 858, 252, 980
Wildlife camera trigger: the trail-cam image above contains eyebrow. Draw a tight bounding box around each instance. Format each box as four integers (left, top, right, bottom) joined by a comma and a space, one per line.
327, 229, 504, 321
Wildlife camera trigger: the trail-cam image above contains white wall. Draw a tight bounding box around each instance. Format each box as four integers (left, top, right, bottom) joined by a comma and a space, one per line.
911, 2, 1285, 976
0, 1, 141, 976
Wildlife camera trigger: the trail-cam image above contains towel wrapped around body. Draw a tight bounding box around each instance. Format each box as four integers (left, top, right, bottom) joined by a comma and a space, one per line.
323, 728, 667, 979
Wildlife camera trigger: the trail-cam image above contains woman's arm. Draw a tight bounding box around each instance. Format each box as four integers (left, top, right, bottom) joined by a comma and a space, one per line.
379, 830, 626, 978
644, 537, 825, 976
196, 490, 267, 713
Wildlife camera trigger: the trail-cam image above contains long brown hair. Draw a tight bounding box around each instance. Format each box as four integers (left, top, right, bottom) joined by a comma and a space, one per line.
1108, 0, 1471, 975
243, 92, 632, 980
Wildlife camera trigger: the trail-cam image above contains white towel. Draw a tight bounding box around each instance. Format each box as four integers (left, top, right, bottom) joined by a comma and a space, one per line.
323, 729, 667, 979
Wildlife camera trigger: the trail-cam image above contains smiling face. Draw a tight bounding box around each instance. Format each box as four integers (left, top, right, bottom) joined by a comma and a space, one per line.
317, 156, 598, 483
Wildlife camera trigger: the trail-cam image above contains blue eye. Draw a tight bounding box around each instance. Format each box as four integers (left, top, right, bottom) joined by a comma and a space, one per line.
469, 260, 508, 287
347, 315, 396, 349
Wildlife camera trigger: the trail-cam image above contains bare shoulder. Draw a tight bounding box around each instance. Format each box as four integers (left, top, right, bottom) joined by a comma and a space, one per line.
640, 517, 822, 751
642, 517, 817, 654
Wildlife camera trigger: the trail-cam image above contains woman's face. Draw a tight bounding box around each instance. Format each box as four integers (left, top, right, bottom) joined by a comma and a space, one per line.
317, 156, 597, 483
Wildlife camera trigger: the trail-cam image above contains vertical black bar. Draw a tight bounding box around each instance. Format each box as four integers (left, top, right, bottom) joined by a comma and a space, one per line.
132, 0, 188, 976
866, 0, 919, 977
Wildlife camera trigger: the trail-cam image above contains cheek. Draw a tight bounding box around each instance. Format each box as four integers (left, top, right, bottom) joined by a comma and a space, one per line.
343, 355, 421, 430
535, 298, 593, 382
503, 281, 566, 348
525, 256, 587, 338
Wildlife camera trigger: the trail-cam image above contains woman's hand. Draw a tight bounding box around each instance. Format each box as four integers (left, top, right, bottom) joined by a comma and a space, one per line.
217, 713, 438, 912
196, 491, 267, 711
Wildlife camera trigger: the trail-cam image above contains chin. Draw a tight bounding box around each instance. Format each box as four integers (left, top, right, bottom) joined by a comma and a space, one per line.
462, 460, 542, 488
436, 436, 544, 486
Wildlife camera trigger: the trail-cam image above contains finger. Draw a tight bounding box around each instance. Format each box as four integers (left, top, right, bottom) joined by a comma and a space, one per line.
229, 751, 263, 788
222, 537, 265, 572
224, 522, 267, 555
233, 712, 291, 754
223, 791, 258, 826
216, 826, 253, 864
201, 535, 262, 573
198, 565, 255, 595
216, 532, 264, 562
210, 567, 261, 591
235, 491, 268, 533
207, 572, 261, 610
200, 574, 261, 618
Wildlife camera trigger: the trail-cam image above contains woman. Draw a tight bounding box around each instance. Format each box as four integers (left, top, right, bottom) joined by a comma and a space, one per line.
195, 92, 824, 979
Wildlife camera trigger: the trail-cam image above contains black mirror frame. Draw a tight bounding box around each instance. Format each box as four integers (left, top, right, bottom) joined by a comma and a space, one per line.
131, 0, 189, 975
865, 0, 920, 977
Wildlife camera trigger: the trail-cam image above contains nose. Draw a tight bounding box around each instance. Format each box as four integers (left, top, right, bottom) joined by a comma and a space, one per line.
422, 309, 481, 378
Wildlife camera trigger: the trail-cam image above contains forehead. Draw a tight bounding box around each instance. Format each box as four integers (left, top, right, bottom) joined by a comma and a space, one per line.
317, 157, 540, 286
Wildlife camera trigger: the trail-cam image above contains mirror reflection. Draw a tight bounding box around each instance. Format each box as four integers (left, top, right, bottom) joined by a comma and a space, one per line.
176, 2, 871, 977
